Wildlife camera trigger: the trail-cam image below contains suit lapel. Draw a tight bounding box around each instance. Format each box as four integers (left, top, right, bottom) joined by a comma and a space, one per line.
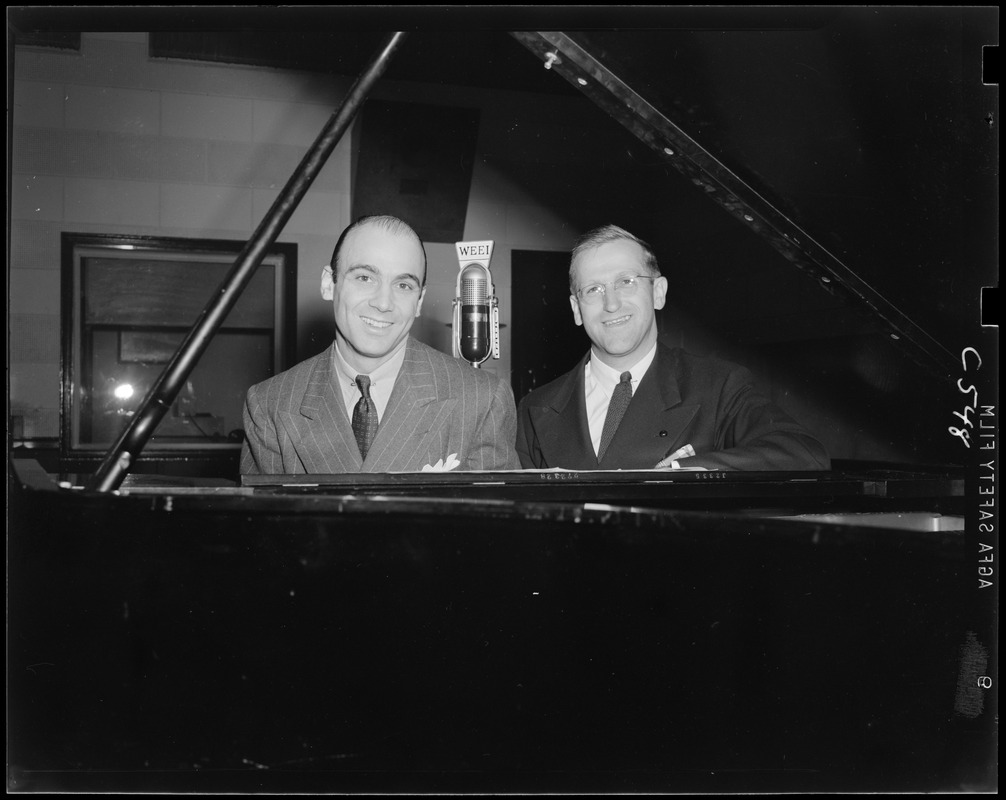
533, 355, 598, 469
365, 338, 456, 472
294, 344, 362, 473
599, 345, 699, 469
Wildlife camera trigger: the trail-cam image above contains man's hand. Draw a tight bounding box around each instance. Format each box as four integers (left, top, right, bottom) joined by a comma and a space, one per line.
654, 444, 706, 470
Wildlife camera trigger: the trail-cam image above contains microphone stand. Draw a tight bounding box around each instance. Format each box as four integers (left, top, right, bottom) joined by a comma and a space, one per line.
86, 32, 408, 493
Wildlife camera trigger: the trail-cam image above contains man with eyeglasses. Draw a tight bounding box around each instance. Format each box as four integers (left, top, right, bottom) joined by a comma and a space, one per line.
241, 214, 519, 474
516, 224, 829, 471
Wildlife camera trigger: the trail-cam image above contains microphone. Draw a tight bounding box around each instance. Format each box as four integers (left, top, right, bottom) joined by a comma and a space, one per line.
452, 240, 500, 367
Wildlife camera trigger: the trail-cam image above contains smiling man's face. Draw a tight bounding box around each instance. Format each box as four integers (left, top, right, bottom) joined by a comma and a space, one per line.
321, 222, 427, 374
569, 238, 667, 371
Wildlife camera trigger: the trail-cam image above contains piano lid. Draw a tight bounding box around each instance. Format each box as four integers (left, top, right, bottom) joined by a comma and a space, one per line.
509, 13, 996, 380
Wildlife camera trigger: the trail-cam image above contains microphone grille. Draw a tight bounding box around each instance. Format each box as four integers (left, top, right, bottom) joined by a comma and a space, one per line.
460, 264, 488, 304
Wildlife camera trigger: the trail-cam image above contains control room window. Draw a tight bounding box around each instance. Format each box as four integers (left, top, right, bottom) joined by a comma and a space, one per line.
60, 233, 296, 456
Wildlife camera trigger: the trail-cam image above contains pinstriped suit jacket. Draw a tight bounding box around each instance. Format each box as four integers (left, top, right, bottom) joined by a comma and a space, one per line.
240, 337, 520, 474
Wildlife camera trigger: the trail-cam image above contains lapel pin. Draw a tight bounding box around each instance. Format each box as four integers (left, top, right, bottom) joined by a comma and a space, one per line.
658, 430, 668, 437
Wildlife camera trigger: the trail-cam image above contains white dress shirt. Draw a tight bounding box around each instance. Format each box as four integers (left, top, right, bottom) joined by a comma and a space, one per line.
333, 340, 408, 423
583, 343, 657, 457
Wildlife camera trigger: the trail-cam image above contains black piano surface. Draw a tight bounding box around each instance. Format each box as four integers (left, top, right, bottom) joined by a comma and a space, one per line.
239, 465, 967, 520
8, 459, 992, 793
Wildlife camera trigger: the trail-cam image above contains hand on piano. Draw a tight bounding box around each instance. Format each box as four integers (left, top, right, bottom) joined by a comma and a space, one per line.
654, 444, 707, 470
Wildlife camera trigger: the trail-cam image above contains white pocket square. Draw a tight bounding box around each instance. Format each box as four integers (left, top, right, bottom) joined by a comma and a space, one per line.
421, 453, 461, 472
654, 443, 698, 469
667, 444, 696, 461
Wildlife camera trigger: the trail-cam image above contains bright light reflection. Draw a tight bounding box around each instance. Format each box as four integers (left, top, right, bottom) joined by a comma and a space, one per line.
113, 383, 135, 400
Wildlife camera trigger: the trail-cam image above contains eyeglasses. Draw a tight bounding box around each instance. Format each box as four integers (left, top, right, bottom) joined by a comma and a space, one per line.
573, 274, 658, 304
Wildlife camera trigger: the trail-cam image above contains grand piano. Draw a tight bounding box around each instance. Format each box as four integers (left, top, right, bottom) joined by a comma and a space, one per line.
7, 8, 998, 794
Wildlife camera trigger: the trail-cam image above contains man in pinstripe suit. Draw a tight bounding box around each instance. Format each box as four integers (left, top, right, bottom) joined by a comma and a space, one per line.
241, 215, 519, 474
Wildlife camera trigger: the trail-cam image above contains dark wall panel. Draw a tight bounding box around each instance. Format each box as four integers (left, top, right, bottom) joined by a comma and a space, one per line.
352, 100, 480, 243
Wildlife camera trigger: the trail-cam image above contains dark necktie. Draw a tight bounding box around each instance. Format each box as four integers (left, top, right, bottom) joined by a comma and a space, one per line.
598, 371, 633, 462
352, 374, 378, 460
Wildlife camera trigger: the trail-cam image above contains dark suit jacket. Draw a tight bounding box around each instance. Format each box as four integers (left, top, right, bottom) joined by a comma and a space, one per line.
241, 337, 520, 474
516, 344, 829, 471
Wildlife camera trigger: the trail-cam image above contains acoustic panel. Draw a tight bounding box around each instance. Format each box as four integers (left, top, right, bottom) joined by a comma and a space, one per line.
352, 100, 481, 243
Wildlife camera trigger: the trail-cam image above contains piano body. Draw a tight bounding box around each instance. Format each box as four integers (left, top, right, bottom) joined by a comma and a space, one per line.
7, 8, 997, 793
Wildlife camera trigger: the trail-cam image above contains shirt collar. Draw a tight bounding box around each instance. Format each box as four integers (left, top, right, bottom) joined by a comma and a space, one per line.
332, 339, 408, 387
588, 342, 658, 393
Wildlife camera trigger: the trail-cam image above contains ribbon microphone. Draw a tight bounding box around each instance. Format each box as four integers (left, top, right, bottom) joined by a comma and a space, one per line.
452, 239, 500, 367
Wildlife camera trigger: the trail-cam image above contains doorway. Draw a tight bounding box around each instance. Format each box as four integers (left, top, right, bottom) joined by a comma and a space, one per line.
510, 249, 590, 403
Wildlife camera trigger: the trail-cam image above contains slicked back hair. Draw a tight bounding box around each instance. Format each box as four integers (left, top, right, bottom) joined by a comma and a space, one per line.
569, 224, 660, 293
329, 214, 428, 287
